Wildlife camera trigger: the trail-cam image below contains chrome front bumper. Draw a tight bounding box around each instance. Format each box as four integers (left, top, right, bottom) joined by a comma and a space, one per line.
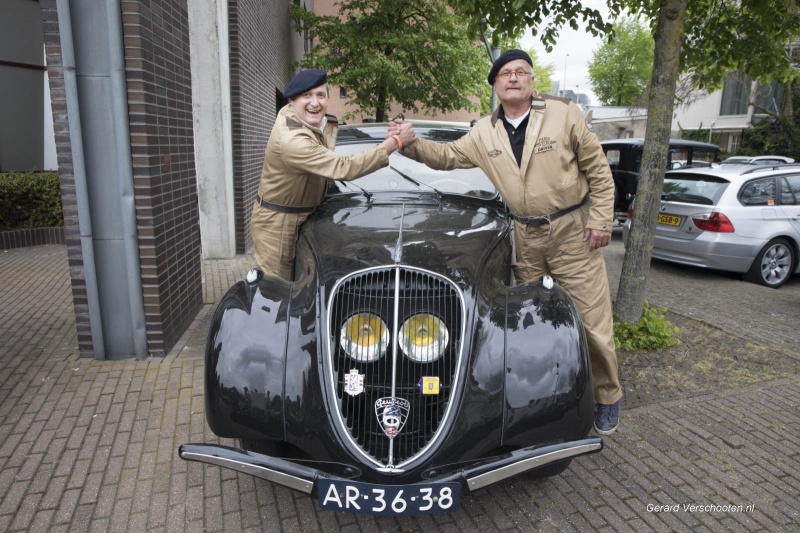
178, 437, 602, 495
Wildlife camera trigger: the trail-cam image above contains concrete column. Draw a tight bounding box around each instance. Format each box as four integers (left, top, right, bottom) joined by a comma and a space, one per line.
189, 0, 236, 259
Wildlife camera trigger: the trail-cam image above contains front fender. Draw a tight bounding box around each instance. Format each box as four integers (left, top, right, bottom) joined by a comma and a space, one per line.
205, 274, 293, 439
503, 279, 594, 445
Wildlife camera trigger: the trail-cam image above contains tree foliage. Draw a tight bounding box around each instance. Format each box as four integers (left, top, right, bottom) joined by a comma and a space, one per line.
290, 0, 487, 122
657, 0, 800, 90
453, 0, 799, 90
448, 0, 622, 49
588, 17, 654, 106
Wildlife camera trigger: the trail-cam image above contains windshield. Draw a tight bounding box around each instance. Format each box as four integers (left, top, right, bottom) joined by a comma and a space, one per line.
662, 174, 730, 205
330, 143, 498, 199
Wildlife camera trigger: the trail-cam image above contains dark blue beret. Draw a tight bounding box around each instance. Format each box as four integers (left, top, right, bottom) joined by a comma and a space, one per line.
284, 69, 328, 99
487, 49, 533, 85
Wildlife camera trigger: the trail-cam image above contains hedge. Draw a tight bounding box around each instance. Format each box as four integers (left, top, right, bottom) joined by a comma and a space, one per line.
0, 171, 63, 231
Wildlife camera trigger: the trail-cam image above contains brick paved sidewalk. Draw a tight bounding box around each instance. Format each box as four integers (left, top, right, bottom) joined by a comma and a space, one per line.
1, 244, 798, 532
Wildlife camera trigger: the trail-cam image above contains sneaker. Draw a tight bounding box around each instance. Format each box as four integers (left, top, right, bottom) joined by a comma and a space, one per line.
594, 402, 620, 435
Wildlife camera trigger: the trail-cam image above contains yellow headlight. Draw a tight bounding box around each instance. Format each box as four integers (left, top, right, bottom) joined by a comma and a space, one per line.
399, 314, 449, 363
340, 313, 388, 362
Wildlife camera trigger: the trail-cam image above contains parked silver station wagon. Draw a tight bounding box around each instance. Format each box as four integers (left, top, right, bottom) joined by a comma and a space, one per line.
623, 164, 800, 288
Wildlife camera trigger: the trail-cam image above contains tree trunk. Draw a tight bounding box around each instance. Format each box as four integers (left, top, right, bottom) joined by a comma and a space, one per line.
376, 85, 387, 123
614, 0, 688, 323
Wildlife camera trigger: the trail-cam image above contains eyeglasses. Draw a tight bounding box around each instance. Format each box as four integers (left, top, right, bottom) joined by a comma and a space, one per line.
498, 70, 532, 80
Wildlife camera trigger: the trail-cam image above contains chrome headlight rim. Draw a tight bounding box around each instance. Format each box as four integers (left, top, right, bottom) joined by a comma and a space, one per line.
399, 313, 449, 363
340, 312, 389, 363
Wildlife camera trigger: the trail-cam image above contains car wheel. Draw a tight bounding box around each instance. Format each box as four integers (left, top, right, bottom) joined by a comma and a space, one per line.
528, 458, 572, 479
745, 238, 795, 288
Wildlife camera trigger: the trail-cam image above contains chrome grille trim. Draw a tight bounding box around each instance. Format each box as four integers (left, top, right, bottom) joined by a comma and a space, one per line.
326, 265, 466, 470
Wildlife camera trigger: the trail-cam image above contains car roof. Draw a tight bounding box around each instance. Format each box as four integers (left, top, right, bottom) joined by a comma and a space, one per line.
600, 138, 720, 150
721, 155, 794, 163
337, 121, 470, 144
665, 162, 800, 183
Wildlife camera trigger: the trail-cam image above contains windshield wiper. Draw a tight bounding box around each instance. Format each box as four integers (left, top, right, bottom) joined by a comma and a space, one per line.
389, 166, 443, 200
342, 181, 373, 203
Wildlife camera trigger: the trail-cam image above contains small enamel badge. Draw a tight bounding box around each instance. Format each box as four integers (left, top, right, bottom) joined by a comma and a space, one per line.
418, 376, 441, 395
343, 369, 364, 396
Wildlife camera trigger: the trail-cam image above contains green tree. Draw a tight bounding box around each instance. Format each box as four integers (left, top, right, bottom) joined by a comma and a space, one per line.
291, 0, 487, 122
588, 17, 654, 106
530, 49, 556, 97
449, 0, 618, 49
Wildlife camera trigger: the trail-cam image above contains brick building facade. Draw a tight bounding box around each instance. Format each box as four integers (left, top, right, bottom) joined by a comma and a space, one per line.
38, 0, 298, 358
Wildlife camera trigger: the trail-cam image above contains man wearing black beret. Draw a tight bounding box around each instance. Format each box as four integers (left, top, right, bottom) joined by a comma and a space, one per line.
394, 50, 622, 435
251, 69, 414, 280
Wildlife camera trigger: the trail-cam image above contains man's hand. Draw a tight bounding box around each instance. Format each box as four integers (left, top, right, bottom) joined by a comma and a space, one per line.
387, 119, 405, 137
583, 228, 611, 251
383, 120, 415, 154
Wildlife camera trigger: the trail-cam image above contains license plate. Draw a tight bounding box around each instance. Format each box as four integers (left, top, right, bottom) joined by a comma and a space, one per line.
318, 478, 461, 515
657, 213, 682, 226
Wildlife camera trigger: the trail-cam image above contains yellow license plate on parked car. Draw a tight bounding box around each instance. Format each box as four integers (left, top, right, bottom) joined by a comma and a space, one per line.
657, 214, 682, 227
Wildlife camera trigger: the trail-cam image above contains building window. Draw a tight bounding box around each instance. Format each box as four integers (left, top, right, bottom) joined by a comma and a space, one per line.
753, 81, 784, 114
720, 72, 751, 116
728, 133, 740, 152
340, 87, 347, 98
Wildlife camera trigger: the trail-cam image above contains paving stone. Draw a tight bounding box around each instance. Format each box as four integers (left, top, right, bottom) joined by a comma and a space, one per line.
2, 244, 799, 531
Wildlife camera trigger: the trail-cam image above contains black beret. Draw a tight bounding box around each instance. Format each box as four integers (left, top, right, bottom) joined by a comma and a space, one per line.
284, 69, 328, 99
487, 49, 533, 85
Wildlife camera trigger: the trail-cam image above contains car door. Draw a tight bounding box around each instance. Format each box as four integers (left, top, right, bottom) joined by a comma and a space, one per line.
778, 174, 800, 242
735, 176, 785, 241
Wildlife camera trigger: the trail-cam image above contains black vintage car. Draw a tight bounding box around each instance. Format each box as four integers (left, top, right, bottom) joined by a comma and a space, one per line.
179, 122, 601, 516
602, 138, 720, 223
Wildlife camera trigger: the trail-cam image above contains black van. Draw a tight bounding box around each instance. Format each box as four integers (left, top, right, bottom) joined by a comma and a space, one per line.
601, 138, 720, 222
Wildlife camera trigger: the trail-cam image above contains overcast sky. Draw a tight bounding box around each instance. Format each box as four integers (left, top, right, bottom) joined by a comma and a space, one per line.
520, 0, 612, 106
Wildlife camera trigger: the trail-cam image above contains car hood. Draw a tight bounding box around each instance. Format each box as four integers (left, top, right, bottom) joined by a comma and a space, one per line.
300, 197, 510, 286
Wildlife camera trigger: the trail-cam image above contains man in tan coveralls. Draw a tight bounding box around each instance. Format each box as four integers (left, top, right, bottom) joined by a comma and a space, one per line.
251, 69, 414, 280
392, 50, 622, 434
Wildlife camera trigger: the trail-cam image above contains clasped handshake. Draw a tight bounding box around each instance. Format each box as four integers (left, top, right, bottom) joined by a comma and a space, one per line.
385, 120, 415, 153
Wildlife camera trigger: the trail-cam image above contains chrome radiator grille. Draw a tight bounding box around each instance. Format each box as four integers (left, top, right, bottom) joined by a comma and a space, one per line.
327, 266, 464, 469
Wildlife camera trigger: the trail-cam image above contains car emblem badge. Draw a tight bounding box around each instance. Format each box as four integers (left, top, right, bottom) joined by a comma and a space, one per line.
343, 369, 364, 396
660, 203, 667, 211
375, 397, 410, 438
418, 376, 441, 395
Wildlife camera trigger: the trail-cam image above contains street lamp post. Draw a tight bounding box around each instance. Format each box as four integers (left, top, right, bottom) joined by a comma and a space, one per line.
562, 54, 569, 97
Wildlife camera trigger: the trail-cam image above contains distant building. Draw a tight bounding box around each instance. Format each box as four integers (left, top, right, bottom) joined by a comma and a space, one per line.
671, 71, 787, 153
587, 106, 647, 141
557, 89, 590, 107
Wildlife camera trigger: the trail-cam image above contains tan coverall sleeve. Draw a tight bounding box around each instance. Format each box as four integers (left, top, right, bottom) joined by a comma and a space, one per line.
569, 105, 615, 231
401, 135, 478, 171
281, 132, 389, 181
